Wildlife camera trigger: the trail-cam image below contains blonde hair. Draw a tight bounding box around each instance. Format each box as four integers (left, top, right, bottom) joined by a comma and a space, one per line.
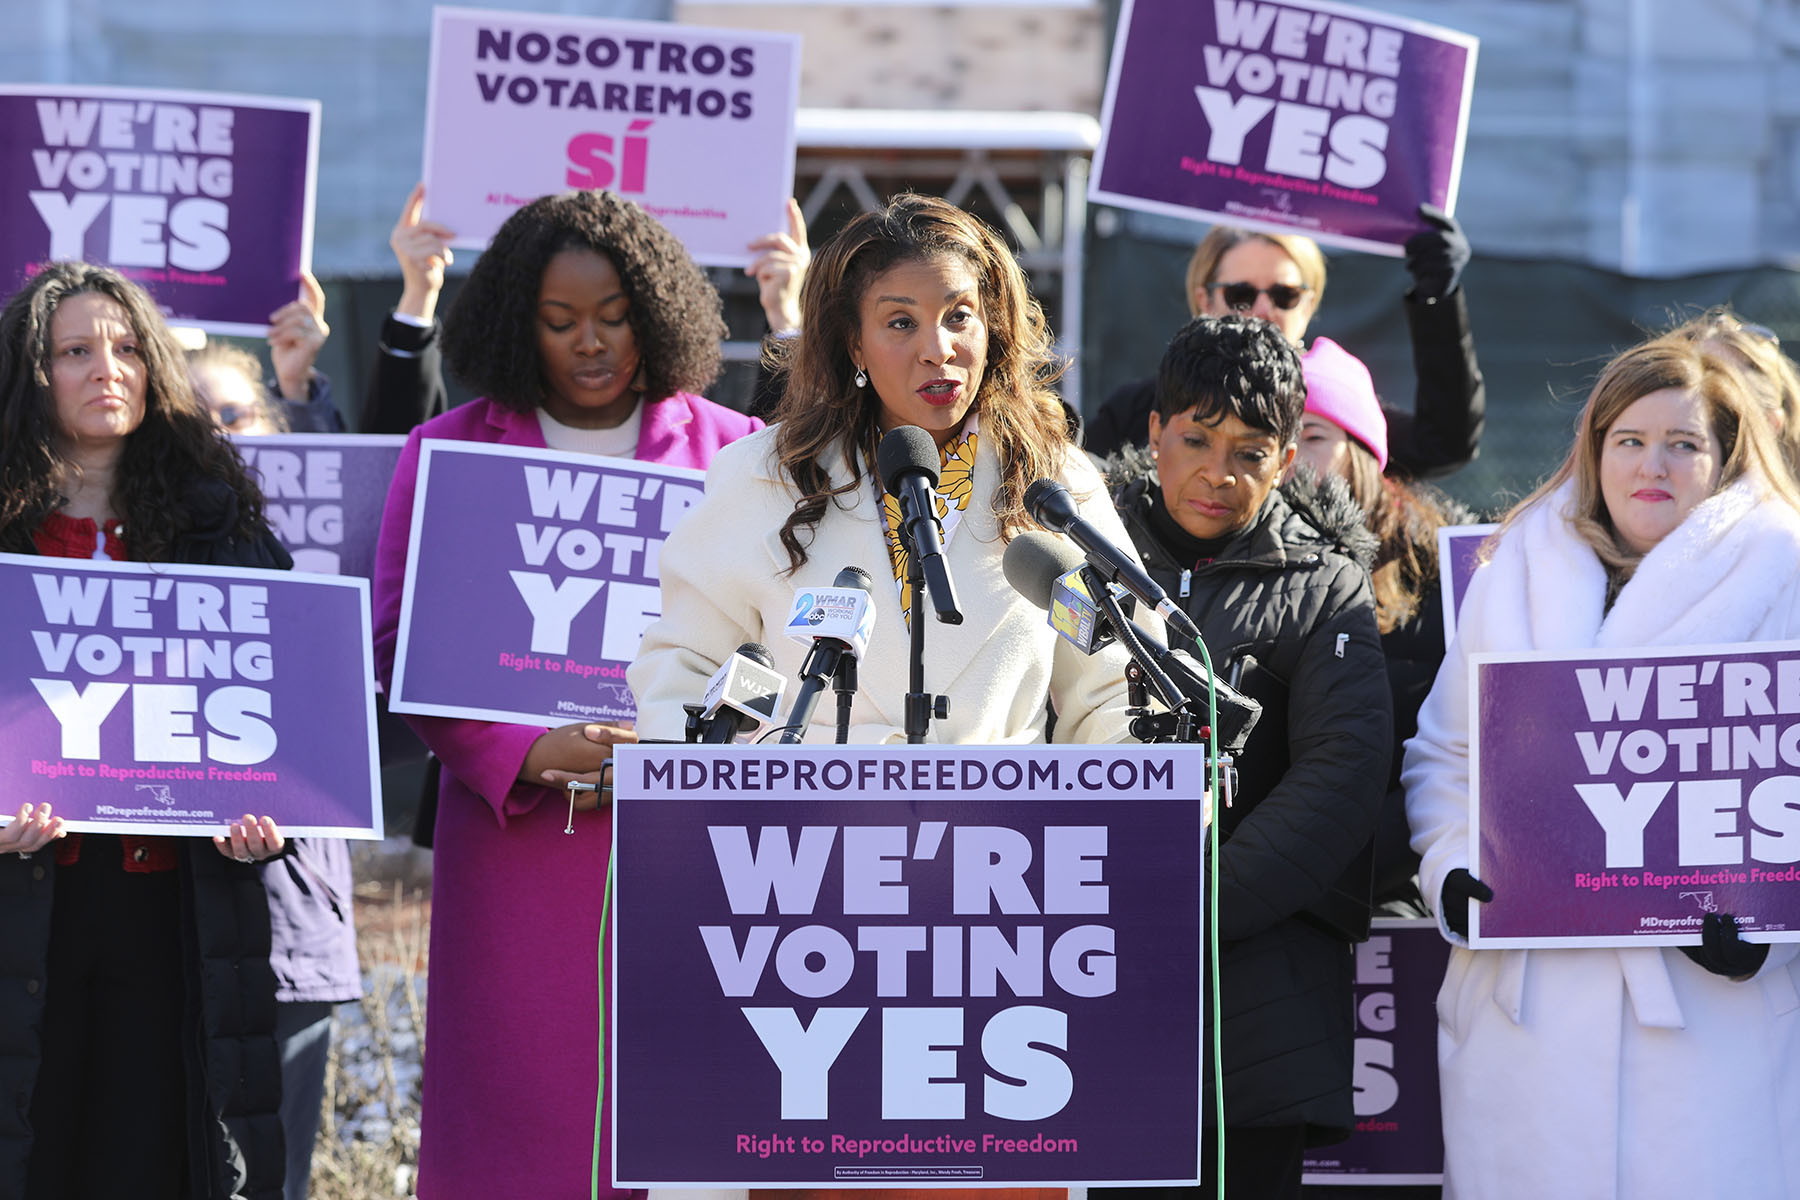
1663, 307, 1800, 479
187, 342, 288, 433
1501, 335, 1800, 583
1184, 226, 1327, 318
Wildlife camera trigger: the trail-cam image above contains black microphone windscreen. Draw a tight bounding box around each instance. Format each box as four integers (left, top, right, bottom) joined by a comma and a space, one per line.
735, 642, 775, 668
1024, 478, 1080, 532
877, 426, 942, 493
1002, 531, 1086, 612
832, 565, 874, 593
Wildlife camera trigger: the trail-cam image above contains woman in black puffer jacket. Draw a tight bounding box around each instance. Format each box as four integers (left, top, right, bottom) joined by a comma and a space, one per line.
0, 262, 290, 1200
1099, 315, 1391, 1200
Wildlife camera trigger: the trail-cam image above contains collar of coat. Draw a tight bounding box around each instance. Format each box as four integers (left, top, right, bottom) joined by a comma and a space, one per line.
1490, 473, 1800, 652
1102, 443, 1379, 574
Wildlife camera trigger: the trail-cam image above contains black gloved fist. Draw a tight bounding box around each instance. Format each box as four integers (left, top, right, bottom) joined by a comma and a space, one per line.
1403, 203, 1470, 302
1440, 867, 1493, 938
1679, 912, 1769, 979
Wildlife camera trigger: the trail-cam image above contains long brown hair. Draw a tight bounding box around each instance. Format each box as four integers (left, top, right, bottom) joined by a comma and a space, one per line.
767, 194, 1069, 573
1340, 439, 1460, 633
0, 261, 273, 560
1501, 334, 1800, 581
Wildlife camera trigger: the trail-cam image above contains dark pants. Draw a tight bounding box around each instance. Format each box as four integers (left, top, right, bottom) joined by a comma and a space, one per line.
275, 1000, 336, 1200
1092, 1124, 1306, 1200
26, 838, 190, 1200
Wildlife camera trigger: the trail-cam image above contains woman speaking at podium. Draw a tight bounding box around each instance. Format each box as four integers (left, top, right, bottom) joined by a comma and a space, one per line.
629, 193, 1143, 746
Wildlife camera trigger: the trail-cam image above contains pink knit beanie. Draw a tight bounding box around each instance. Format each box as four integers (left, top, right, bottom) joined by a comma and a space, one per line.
1301, 337, 1388, 470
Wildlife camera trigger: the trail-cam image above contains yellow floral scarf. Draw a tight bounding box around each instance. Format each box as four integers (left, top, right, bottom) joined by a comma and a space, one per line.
878, 417, 979, 629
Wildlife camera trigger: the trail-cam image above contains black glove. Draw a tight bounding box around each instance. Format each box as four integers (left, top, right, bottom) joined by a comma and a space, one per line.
1439, 868, 1493, 938
1403, 203, 1470, 302
1679, 912, 1769, 979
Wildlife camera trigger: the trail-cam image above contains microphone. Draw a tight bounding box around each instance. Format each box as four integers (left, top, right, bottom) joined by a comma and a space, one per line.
778, 566, 877, 743
1002, 533, 1261, 754
1023, 478, 1203, 643
877, 426, 963, 624
694, 643, 787, 743
1000, 529, 1135, 655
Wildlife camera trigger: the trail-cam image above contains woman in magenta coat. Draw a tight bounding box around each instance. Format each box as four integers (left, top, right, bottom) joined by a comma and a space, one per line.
372, 191, 762, 1200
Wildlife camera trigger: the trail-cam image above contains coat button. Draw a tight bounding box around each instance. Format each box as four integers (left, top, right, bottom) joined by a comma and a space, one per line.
31, 865, 45, 882
25, 979, 40, 996
132, 846, 149, 863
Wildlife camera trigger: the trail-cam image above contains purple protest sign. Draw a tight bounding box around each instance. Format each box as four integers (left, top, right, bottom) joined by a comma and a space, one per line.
0, 554, 380, 837
1302, 918, 1449, 1186
1091, 0, 1478, 255
423, 6, 800, 267
0, 84, 318, 334
235, 435, 405, 580
389, 440, 702, 727
611, 744, 1206, 1187
1436, 522, 1496, 645
1471, 641, 1800, 947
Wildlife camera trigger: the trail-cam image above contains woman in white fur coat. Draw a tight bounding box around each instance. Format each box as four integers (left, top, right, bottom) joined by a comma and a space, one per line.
630, 193, 1139, 746
1403, 335, 1800, 1199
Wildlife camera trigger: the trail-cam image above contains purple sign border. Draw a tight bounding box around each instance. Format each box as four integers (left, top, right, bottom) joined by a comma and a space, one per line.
1436, 522, 1496, 644
0, 553, 382, 839
421, 4, 801, 269
0, 82, 319, 336
609, 744, 1208, 1188
1090, 0, 1479, 257
233, 433, 407, 582
389, 438, 703, 728
1469, 639, 1800, 948
1300, 917, 1447, 1187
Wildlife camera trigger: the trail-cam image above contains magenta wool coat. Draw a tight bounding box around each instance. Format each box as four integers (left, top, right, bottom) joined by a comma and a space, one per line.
372, 394, 761, 1200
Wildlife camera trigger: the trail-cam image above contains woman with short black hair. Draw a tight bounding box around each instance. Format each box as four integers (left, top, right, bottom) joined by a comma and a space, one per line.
1103, 314, 1391, 1198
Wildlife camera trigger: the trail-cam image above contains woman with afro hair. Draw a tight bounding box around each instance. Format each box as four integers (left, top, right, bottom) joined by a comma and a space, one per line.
371, 190, 761, 1200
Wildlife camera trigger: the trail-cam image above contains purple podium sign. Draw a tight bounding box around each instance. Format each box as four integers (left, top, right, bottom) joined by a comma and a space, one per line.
423, 6, 800, 267
611, 744, 1207, 1187
236, 435, 405, 580
390, 440, 703, 727
1302, 918, 1449, 1186
0, 84, 319, 334
1471, 641, 1800, 947
1092, 0, 1478, 255
0, 554, 380, 837
1436, 522, 1496, 644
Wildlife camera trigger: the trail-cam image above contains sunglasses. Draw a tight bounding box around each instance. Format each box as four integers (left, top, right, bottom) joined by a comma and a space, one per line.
1205, 281, 1312, 312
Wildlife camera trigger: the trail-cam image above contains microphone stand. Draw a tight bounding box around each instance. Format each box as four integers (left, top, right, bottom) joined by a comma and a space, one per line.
1084, 566, 1232, 800
898, 517, 949, 743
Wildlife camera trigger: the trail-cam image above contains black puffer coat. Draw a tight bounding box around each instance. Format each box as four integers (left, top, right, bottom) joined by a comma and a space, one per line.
1, 478, 291, 1199
1109, 454, 1392, 1145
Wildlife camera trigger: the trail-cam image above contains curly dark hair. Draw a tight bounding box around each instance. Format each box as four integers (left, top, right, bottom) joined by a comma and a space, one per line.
0, 261, 272, 560
442, 190, 725, 411
1154, 313, 1307, 446
766, 193, 1071, 573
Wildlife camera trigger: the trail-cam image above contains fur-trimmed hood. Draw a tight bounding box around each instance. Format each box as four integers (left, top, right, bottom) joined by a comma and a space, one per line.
1099, 443, 1380, 572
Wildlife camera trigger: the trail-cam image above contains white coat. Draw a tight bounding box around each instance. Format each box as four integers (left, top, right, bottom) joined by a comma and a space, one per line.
1403, 476, 1800, 1200
629, 425, 1143, 744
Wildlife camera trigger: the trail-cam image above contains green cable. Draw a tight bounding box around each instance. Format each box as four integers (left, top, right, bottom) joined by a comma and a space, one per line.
1188, 633, 1226, 1196
591, 842, 617, 1200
